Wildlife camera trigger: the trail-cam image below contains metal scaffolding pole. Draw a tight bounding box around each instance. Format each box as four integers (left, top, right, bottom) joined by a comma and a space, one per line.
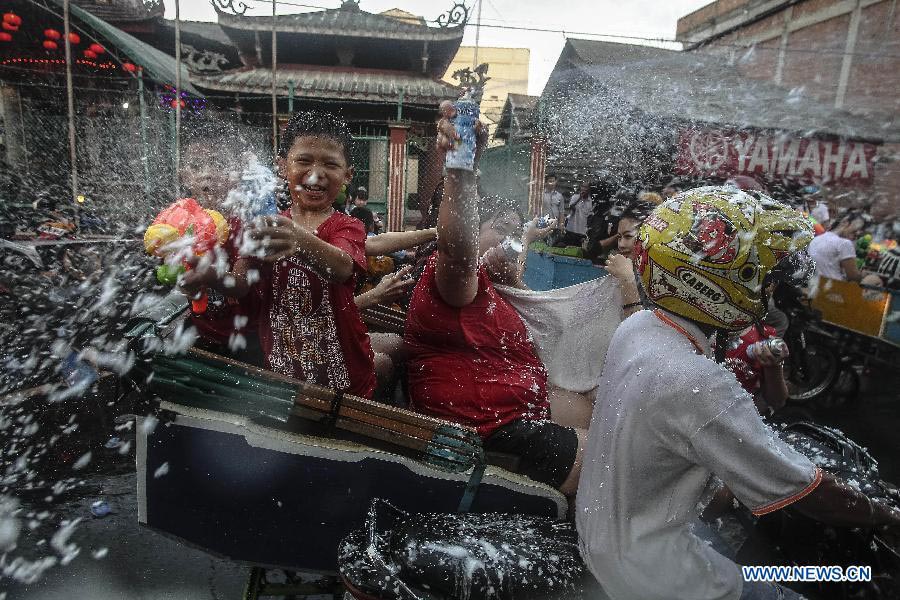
174, 0, 182, 196
271, 0, 278, 158
62, 0, 78, 204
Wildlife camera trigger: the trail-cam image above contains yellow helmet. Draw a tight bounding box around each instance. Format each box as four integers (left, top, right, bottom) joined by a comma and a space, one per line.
633, 186, 814, 332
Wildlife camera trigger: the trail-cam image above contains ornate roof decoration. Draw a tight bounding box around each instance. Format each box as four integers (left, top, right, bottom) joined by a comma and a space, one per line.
214, 2, 466, 42
181, 44, 230, 74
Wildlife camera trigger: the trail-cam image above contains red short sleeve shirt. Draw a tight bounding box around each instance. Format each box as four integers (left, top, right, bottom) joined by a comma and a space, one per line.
404, 255, 549, 437
254, 211, 375, 398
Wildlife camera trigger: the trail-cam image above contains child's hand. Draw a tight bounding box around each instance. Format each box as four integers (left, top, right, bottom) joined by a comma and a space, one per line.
523, 217, 556, 245
369, 266, 416, 306
248, 215, 310, 263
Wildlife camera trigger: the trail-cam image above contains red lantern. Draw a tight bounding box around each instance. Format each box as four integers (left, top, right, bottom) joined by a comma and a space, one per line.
68, 32, 80, 45
0, 32, 11, 43
43, 40, 58, 51
83, 49, 97, 59
44, 29, 61, 40
1, 22, 18, 32
122, 62, 137, 73
2, 13, 22, 26
88, 43, 105, 54
170, 98, 186, 109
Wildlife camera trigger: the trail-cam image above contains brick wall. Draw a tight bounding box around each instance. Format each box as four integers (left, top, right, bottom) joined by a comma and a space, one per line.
678, 0, 899, 217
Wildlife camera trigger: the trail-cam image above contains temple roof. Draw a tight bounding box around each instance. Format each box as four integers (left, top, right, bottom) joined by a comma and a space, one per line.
191, 64, 459, 106
73, 0, 163, 23
495, 93, 539, 141
215, 3, 465, 42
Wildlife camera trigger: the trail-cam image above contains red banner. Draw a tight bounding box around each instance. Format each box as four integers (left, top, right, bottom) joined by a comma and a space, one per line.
674, 128, 878, 186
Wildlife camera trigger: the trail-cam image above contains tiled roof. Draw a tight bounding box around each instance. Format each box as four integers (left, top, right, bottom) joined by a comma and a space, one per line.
73, 0, 162, 23
191, 65, 460, 105
495, 93, 539, 140
560, 38, 898, 143
216, 5, 465, 42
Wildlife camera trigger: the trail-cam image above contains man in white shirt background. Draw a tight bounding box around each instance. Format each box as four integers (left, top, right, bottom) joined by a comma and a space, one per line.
562, 181, 593, 246
541, 173, 565, 225
808, 210, 866, 282
801, 185, 830, 226
576, 188, 900, 600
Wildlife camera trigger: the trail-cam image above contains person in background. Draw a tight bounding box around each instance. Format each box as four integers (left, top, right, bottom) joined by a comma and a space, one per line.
352, 186, 369, 210
808, 210, 867, 282
563, 181, 593, 247
541, 173, 565, 228
801, 185, 830, 227
724, 323, 790, 417
603, 201, 653, 318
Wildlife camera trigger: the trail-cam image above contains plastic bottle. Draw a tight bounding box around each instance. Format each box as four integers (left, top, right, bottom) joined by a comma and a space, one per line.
444, 90, 479, 171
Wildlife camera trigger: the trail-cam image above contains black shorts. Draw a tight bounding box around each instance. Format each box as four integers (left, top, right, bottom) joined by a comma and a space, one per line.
484, 419, 579, 489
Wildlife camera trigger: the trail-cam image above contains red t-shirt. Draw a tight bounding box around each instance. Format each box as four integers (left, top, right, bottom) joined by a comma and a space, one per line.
724, 325, 777, 395
253, 211, 375, 398
404, 254, 549, 437
191, 217, 257, 346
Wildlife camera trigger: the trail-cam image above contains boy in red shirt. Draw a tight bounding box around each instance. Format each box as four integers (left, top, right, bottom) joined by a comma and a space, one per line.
181, 111, 375, 398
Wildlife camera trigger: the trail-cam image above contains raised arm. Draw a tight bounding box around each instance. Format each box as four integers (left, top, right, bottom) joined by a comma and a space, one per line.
435, 169, 480, 307
366, 228, 437, 256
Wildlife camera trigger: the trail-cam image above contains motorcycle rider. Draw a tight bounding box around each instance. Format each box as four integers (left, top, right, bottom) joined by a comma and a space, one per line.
577, 187, 900, 600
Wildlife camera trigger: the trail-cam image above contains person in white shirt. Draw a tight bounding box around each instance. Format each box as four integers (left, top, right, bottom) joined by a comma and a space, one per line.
577, 187, 900, 600
801, 185, 830, 226
808, 211, 866, 281
540, 173, 565, 226
563, 181, 593, 246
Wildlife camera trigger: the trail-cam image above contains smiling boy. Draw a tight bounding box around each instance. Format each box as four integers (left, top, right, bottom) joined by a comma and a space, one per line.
183, 111, 375, 397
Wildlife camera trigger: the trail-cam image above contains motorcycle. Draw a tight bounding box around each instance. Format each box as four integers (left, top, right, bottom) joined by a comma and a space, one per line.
338, 421, 900, 600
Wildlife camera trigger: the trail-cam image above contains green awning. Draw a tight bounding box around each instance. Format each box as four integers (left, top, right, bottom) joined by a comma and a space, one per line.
47, 0, 202, 97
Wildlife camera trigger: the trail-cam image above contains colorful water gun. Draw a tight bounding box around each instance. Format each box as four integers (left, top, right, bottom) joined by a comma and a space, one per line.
855, 233, 872, 270
143, 198, 229, 313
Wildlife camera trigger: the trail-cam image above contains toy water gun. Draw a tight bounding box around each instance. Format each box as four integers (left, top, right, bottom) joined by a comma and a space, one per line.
855, 233, 872, 269
143, 198, 229, 313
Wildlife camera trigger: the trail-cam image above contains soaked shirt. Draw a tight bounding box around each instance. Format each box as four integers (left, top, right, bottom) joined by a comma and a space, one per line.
404, 254, 549, 437
576, 310, 821, 600
254, 211, 375, 398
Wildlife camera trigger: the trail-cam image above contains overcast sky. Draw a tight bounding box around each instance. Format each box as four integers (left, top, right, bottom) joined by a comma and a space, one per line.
167, 0, 711, 95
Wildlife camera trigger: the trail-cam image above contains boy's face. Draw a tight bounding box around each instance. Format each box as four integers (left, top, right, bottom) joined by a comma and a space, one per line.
278, 136, 352, 212
180, 141, 240, 209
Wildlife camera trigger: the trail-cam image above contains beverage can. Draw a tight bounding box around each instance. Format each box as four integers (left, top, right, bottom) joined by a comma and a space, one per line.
444, 95, 479, 171
747, 338, 786, 361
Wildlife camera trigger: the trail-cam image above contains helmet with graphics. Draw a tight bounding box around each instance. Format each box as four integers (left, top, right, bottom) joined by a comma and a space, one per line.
632, 186, 814, 332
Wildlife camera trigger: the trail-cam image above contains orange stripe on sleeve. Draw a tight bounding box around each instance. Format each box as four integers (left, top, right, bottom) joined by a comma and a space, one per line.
751, 467, 823, 516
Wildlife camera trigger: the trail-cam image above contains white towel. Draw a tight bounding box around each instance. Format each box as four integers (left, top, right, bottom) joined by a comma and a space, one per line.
496, 276, 623, 393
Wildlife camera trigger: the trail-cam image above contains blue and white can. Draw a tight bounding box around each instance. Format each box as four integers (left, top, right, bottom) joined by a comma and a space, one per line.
444, 96, 480, 171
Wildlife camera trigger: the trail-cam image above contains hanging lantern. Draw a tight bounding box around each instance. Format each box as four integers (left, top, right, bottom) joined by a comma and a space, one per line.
170, 98, 187, 109
122, 62, 137, 73
88, 43, 105, 54
68, 32, 80, 45
2, 13, 22, 26
1, 22, 18, 32
0, 32, 11, 43
44, 28, 61, 40
43, 40, 58, 51
83, 49, 97, 59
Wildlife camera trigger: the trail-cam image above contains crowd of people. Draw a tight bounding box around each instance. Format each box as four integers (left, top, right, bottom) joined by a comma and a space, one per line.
129, 105, 900, 600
